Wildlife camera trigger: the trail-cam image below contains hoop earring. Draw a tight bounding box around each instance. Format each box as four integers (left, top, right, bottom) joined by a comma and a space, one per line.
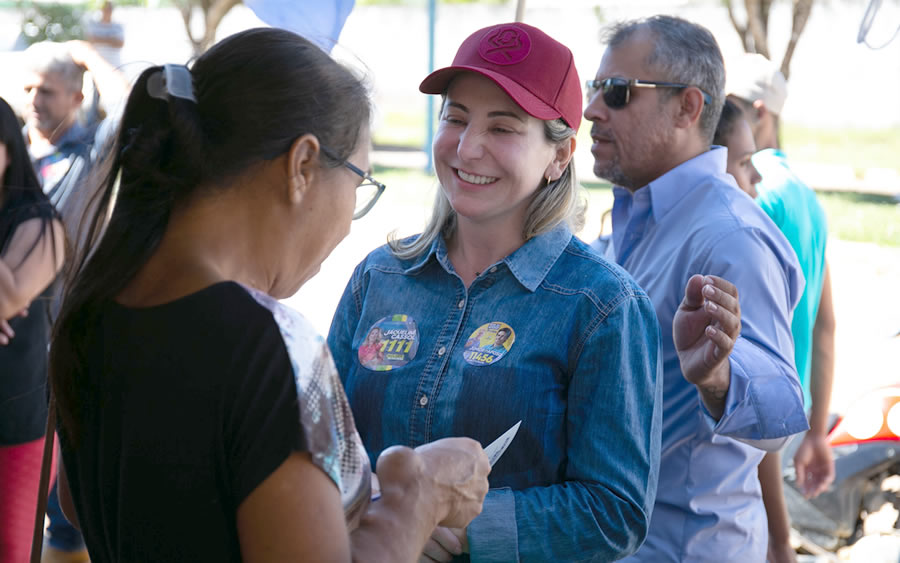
546, 175, 553, 187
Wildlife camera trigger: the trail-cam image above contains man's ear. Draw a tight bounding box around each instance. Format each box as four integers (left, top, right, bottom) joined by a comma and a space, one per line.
673, 87, 705, 130
544, 135, 576, 182
752, 99, 769, 121
285, 134, 321, 204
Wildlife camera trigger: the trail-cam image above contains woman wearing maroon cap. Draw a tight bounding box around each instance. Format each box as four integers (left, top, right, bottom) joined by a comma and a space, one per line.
329, 23, 663, 561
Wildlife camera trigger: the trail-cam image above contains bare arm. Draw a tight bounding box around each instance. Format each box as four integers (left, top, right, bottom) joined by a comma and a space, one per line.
0, 217, 65, 320
809, 261, 835, 437
758, 452, 796, 563
66, 40, 129, 104
794, 261, 836, 498
237, 441, 489, 563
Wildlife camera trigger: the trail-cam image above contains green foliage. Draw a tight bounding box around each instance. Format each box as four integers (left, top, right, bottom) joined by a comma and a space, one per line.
19, 1, 88, 45
816, 191, 900, 247
783, 124, 900, 174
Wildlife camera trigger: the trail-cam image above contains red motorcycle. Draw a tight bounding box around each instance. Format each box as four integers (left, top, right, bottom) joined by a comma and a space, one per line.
784, 383, 900, 555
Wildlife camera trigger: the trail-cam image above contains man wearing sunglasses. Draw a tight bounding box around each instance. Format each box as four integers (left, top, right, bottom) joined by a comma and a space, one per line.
584, 15, 809, 562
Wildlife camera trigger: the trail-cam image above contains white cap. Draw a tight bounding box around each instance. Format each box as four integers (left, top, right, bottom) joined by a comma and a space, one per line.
726, 53, 788, 115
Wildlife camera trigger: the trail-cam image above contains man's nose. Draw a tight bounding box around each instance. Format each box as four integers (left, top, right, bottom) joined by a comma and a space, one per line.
583, 94, 609, 123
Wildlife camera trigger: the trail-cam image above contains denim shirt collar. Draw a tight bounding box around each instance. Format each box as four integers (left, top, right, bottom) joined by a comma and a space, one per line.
403, 222, 573, 293
624, 146, 728, 224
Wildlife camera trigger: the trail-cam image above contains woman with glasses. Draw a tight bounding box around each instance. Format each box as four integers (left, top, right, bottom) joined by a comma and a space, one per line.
0, 95, 65, 563
48, 28, 488, 563
328, 22, 663, 562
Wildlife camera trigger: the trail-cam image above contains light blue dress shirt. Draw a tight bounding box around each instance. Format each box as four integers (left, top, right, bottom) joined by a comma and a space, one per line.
329, 224, 663, 562
594, 148, 810, 562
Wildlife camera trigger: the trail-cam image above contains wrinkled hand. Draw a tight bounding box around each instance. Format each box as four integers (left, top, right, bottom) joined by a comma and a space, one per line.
793, 432, 835, 498
418, 527, 467, 562
673, 275, 740, 383
673, 275, 741, 418
415, 438, 490, 528
0, 308, 27, 345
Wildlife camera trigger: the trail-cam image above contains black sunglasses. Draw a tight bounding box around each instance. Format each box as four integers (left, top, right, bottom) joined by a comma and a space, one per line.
585, 77, 713, 109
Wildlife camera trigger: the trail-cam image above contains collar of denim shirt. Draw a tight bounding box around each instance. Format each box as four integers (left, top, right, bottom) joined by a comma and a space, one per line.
401, 222, 573, 292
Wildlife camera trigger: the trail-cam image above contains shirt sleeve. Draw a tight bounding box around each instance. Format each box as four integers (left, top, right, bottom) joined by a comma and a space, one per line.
467, 291, 664, 562
224, 317, 305, 507
699, 228, 809, 450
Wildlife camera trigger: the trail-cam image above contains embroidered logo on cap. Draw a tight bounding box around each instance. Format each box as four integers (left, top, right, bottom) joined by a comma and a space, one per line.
463, 322, 515, 366
358, 315, 419, 371
478, 26, 532, 66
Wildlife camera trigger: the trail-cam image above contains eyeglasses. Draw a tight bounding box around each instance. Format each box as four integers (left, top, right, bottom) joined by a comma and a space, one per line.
342, 160, 386, 220
585, 77, 713, 109
321, 146, 386, 220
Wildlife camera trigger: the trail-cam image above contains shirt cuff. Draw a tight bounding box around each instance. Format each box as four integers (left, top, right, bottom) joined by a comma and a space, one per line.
467, 487, 518, 563
700, 341, 808, 449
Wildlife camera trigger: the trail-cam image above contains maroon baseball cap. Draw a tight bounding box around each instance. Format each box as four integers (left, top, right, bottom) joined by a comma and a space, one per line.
419, 22, 583, 131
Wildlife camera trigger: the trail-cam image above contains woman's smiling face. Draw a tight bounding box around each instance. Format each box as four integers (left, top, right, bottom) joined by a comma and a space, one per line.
432, 72, 559, 232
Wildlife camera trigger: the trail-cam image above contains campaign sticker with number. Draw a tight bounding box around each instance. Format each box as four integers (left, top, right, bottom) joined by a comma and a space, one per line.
462, 322, 515, 366
358, 315, 419, 371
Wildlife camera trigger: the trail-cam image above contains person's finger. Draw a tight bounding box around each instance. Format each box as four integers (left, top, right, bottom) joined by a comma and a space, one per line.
703, 324, 735, 361
703, 297, 741, 338
681, 274, 706, 309
422, 536, 455, 562
431, 526, 463, 555
705, 275, 739, 300
702, 279, 740, 318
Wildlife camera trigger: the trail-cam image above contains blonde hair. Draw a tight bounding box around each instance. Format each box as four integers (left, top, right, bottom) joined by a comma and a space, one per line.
389, 117, 584, 259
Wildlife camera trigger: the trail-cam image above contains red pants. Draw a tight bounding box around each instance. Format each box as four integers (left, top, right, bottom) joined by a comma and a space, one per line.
0, 438, 56, 563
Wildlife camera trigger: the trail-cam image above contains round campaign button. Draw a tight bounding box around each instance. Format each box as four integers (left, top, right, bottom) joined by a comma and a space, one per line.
462, 322, 515, 366
358, 315, 419, 371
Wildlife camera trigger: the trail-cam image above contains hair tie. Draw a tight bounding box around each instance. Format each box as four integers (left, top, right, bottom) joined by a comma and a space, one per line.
147, 64, 197, 103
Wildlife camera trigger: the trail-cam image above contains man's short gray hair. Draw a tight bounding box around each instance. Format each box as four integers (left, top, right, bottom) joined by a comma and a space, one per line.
23, 41, 85, 93
603, 15, 725, 144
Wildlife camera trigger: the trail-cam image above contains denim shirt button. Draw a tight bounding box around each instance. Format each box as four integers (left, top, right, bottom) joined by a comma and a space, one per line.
437, 346, 446, 356
419, 394, 428, 407
457, 299, 465, 309
489, 266, 498, 273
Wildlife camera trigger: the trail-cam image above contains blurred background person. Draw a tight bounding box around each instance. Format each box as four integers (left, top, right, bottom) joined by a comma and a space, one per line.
0, 95, 65, 563
85, 1, 124, 69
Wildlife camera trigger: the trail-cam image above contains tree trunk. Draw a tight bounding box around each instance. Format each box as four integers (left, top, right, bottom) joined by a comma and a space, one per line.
177, 0, 242, 56
781, 0, 814, 80
745, 0, 770, 57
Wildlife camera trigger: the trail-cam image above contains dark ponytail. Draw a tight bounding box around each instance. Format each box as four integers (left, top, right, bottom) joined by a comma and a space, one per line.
50, 28, 372, 443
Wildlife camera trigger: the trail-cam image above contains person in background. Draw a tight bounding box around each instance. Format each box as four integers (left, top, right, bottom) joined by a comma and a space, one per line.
22, 39, 127, 245
48, 28, 489, 563
728, 52, 836, 563
85, 1, 124, 69
0, 95, 65, 563
713, 99, 762, 198
329, 22, 663, 562
584, 15, 808, 561
714, 99, 798, 561
21, 39, 128, 563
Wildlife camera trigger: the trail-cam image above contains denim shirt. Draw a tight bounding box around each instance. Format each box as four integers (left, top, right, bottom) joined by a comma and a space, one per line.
328, 224, 663, 562
597, 148, 809, 562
